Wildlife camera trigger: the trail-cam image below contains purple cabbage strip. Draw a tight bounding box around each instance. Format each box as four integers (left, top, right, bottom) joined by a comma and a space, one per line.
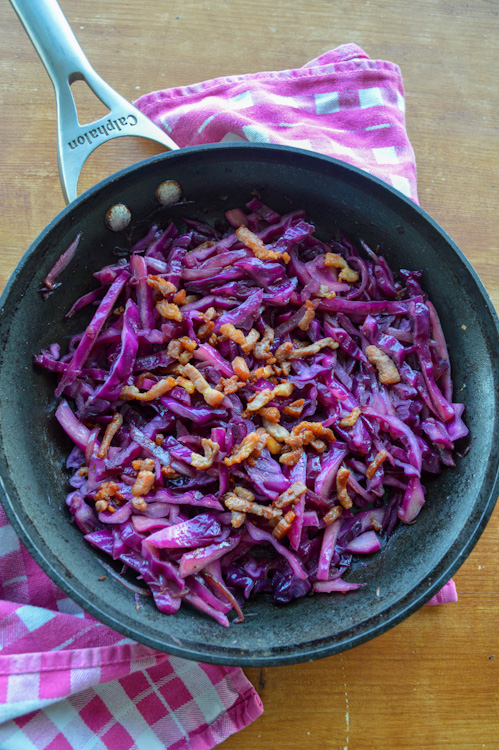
37, 197, 466, 627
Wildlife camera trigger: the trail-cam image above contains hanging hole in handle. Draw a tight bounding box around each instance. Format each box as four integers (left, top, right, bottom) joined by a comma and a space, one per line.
70, 78, 111, 126
75, 135, 167, 196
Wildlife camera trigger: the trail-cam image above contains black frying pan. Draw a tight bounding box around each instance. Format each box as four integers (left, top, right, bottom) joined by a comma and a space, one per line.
2, 0, 498, 667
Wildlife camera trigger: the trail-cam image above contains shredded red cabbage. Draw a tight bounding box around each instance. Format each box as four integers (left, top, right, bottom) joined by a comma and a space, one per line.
35, 197, 467, 626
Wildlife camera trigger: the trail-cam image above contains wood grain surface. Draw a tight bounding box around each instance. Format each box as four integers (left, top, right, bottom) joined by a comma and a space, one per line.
1, 1, 497, 748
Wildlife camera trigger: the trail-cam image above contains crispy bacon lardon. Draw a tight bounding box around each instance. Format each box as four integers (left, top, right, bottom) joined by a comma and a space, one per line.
182, 363, 226, 407
146, 275, 176, 297
236, 225, 290, 263
366, 345, 401, 385
224, 432, 261, 466
324, 252, 359, 283
366, 449, 388, 479
156, 300, 183, 321
339, 407, 361, 428
190, 438, 220, 470
336, 466, 353, 509
97, 413, 123, 459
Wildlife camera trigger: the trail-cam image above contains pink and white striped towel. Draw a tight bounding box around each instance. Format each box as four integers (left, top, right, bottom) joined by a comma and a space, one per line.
0, 43, 456, 750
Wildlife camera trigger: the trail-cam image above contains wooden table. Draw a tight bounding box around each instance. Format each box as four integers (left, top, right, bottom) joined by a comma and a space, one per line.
1, 1, 497, 747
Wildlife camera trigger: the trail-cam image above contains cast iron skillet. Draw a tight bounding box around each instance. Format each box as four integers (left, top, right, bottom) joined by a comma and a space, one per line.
2, 0, 498, 666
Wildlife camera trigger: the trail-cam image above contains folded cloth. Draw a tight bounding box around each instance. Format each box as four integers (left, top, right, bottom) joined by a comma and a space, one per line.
0, 43, 456, 750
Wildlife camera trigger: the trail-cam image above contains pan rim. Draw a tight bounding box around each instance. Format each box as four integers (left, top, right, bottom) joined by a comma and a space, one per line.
1, 142, 498, 666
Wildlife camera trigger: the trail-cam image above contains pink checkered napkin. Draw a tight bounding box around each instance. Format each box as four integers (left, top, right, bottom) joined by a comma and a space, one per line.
0, 509, 262, 749
134, 43, 418, 202
1, 43, 455, 750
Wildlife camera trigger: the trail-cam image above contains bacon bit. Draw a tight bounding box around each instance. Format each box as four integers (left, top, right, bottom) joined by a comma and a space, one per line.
132, 458, 155, 472
223, 492, 282, 520
167, 339, 182, 359
324, 505, 343, 526
176, 376, 196, 394
262, 419, 290, 443
234, 486, 255, 502
247, 428, 269, 466
273, 481, 307, 509
246, 388, 274, 412
198, 320, 215, 338
219, 324, 260, 355
284, 434, 303, 450
253, 326, 275, 360
224, 432, 261, 466
95, 481, 121, 502
371, 517, 383, 532
245, 381, 293, 412
279, 447, 304, 466
272, 510, 296, 540
324, 252, 359, 283
155, 433, 165, 446
339, 407, 361, 428
96, 413, 123, 459
132, 469, 155, 497
98, 575, 106, 581
280, 361, 292, 376
156, 300, 183, 321
178, 350, 193, 365
236, 225, 289, 263
253, 365, 274, 379
230, 511, 247, 528
283, 399, 305, 418
336, 466, 352, 509
216, 375, 247, 395
288, 337, 338, 359
259, 406, 280, 423
172, 289, 187, 305
182, 363, 225, 407
77, 466, 89, 476
267, 435, 281, 455
316, 285, 336, 300
273, 381, 294, 397
161, 465, 179, 479
132, 497, 148, 511
311, 439, 327, 453
113, 305, 125, 315
366, 345, 401, 385
232, 356, 250, 381
208, 333, 218, 347
291, 421, 336, 444
242, 329, 261, 355
190, 438, 220, 470
219, 323, 247, 347
119, 376, 176, 402
366, 449, 388, 479
275, 341, 294, 363
146, 275, 176, 297
298, 300, 316, 332
203, 306, 217, 321
95, 500, 109, 513
179, 337, 198, 352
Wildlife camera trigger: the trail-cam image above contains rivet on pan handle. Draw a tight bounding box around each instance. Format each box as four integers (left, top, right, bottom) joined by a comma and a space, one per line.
10, 0, 180, 204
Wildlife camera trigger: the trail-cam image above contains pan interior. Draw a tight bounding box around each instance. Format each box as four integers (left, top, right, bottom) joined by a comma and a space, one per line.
0, 144, 498, 665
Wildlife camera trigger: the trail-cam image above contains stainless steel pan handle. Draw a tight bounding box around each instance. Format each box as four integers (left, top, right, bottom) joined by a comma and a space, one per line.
10, 0, 179, 204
